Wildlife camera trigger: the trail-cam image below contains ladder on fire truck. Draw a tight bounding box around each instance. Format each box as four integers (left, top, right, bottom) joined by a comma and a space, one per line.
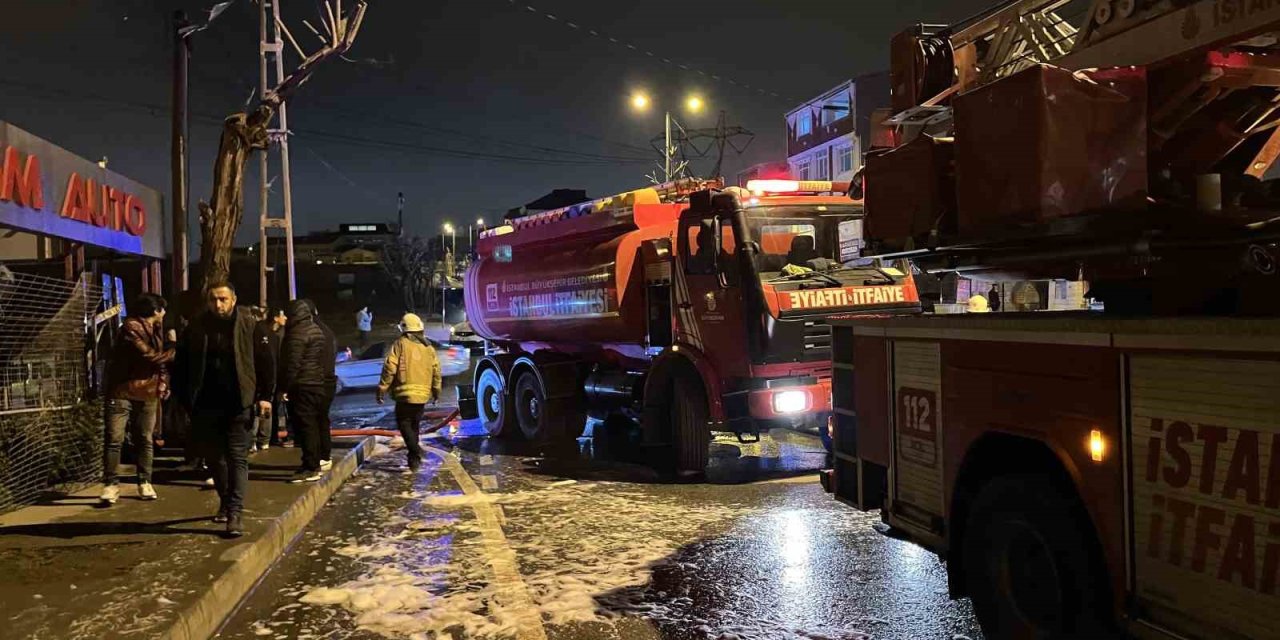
906, 0, 1280, 178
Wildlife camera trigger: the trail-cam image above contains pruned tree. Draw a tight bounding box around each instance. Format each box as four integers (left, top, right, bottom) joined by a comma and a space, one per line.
198, 0, 368, 290
380, 234, 431, 312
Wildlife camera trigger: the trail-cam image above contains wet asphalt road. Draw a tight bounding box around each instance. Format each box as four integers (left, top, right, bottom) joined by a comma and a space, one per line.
220, 370, 982, 640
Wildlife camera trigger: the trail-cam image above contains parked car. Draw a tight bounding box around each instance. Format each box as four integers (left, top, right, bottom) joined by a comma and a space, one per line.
425, 320, 483, 349
333, 339, 470, 394
447, 320, 484, 349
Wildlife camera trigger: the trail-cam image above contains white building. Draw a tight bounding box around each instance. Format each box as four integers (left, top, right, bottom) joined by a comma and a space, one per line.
785, 72, 890, 183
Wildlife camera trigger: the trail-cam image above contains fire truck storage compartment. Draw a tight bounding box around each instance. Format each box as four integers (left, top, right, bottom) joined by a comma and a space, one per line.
864, 133, 956, 245
954, 64, 1149, 233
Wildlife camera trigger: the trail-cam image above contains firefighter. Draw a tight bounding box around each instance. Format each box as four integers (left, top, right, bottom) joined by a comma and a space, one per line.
376, 313, 442, 472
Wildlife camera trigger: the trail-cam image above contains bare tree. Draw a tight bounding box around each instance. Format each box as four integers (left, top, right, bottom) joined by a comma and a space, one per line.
197, 0, 368, 290
381, 234, 431, 312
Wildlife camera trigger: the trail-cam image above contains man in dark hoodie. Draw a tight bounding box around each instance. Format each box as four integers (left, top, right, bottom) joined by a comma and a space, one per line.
280, 299, 331, 483
173, 282, 274, 537
304, 300, 337, 470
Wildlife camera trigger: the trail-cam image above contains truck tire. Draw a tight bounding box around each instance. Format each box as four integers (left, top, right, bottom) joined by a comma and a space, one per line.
671, 378, 710, 478
962, 474, 1115, 640
513, 369, 583, 445
513, 370, 550, 441
476, 367, 514, 438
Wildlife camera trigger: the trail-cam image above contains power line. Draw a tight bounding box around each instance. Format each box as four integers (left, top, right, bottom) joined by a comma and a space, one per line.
494, 0, 796, 103
0, 78, 652, 167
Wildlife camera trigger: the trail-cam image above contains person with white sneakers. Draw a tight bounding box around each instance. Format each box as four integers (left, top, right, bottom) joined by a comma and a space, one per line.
101, 293, 175, 505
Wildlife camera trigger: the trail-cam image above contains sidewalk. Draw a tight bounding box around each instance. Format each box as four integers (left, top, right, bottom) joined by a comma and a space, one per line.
0, 437, 376, 640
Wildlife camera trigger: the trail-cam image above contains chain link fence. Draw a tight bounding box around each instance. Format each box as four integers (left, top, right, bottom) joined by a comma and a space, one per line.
0, 271, 104, 514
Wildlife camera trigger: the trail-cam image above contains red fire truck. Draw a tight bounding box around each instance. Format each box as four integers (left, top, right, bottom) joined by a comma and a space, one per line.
826, 0, 1280, 638
463, 178, 920, 475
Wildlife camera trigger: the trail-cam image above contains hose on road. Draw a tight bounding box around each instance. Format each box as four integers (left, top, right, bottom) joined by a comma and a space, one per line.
329, 408, 461, 438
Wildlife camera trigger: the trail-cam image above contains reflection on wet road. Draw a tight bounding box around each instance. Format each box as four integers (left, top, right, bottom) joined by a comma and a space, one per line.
221, 385, 981, 639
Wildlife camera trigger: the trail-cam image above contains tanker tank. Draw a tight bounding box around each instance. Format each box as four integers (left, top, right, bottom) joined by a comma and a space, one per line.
464, 187, 688, 356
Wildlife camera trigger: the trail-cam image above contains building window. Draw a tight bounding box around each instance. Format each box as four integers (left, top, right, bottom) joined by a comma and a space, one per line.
793, 159, 812, 180
835, 144, 854, 175
811, 148, 829, 180
821, 97, 850, 126
795, 111, 813, 137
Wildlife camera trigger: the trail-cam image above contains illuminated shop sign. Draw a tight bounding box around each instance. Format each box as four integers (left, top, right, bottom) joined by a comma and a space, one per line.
0, 121, 165, 258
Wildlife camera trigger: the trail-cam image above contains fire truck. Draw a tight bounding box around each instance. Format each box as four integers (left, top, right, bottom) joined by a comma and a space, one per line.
825, 1, 1280, 638
462, 178, 919, 475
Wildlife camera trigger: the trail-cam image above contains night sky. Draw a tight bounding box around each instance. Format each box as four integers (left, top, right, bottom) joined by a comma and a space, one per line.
1, 0, 994, 253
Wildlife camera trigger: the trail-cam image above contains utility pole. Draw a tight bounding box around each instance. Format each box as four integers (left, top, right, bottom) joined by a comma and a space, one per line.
171, 10, 191, 293
664, 111, 672, 183
258, 0, 299, 305
397, 192, 404, 235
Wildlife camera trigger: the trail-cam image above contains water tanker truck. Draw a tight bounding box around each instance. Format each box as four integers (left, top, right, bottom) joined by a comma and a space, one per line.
463, 178, 920, 475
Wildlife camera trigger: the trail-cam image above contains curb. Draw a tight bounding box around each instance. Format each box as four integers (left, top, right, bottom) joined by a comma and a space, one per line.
160, 436, 378, 640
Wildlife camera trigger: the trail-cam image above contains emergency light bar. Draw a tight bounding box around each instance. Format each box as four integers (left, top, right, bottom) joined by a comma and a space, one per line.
746, 179, 849, 195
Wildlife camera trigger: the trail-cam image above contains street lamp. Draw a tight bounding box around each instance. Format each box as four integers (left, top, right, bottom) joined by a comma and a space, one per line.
628, 90, 708, 183
469, 217, 485, 248
442, 222, 456, 255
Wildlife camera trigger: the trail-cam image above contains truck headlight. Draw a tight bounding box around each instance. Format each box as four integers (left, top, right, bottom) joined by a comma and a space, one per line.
772, 389, 809, 414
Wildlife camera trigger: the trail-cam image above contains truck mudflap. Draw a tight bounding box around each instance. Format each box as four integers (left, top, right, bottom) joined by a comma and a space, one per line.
1127, 354, 1280, 640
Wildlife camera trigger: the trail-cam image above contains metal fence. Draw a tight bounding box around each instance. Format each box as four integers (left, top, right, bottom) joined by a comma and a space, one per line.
0, 271, 103, 513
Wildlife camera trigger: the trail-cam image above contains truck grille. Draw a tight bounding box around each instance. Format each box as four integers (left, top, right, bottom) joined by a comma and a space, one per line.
802, 318, 831, 352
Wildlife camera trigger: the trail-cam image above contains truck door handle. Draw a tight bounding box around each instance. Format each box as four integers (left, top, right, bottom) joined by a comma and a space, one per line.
678, 302, 692, 309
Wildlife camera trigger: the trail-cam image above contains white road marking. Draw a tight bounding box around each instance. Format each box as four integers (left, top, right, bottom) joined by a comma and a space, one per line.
479, 454, 495, 465
425, 446, 547, 640
479, 474, 499, 491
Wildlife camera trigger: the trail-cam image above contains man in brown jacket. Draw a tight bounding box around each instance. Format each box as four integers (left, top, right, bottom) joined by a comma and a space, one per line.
101, 293, 175, 504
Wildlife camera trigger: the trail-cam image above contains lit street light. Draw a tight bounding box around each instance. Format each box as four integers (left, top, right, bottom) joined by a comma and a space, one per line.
469, 217, 486, 249
442, 222, 456, 255
628, 90, 708, 183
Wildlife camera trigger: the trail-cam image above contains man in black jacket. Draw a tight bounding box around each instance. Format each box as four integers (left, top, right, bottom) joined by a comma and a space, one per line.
253, 307, 288, 453
280, 299, 330, 483
304, 299, 337, 470
174, 282, 274, 537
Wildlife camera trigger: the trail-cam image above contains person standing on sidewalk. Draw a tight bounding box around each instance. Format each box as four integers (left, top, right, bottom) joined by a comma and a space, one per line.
100, 293, 175, 505
252, 307, 287, 453
376, 313, 441, 472
356, 306, 373, 347
305, 300, 338, 471
280, 299, 329, 483
174, 282, 274, 537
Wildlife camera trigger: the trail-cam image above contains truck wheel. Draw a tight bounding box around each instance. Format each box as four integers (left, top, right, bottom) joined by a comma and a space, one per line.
671, 378, 710, 478
962, 474, 1114, 640
513, 371, 549, 441
476, 368, 514, 438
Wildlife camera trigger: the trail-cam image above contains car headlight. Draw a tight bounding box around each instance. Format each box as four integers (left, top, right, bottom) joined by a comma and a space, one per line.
772, 389, 809, 414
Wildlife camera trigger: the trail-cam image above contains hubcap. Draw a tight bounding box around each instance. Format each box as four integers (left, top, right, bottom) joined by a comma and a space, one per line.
487, 389, 500, 415
1001, 524, 1063, 627
529, 396, 541, 420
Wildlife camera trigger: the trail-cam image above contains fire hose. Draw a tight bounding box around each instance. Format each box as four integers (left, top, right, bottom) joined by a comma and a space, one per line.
328, 408, 460, 438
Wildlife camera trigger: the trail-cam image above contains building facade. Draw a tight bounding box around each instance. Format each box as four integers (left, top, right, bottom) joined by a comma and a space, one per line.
785, 72, 891, 183
291, 222, 398, 265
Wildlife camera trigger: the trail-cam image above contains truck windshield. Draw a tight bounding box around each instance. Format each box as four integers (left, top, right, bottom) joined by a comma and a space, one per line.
742, 205, 861, 277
